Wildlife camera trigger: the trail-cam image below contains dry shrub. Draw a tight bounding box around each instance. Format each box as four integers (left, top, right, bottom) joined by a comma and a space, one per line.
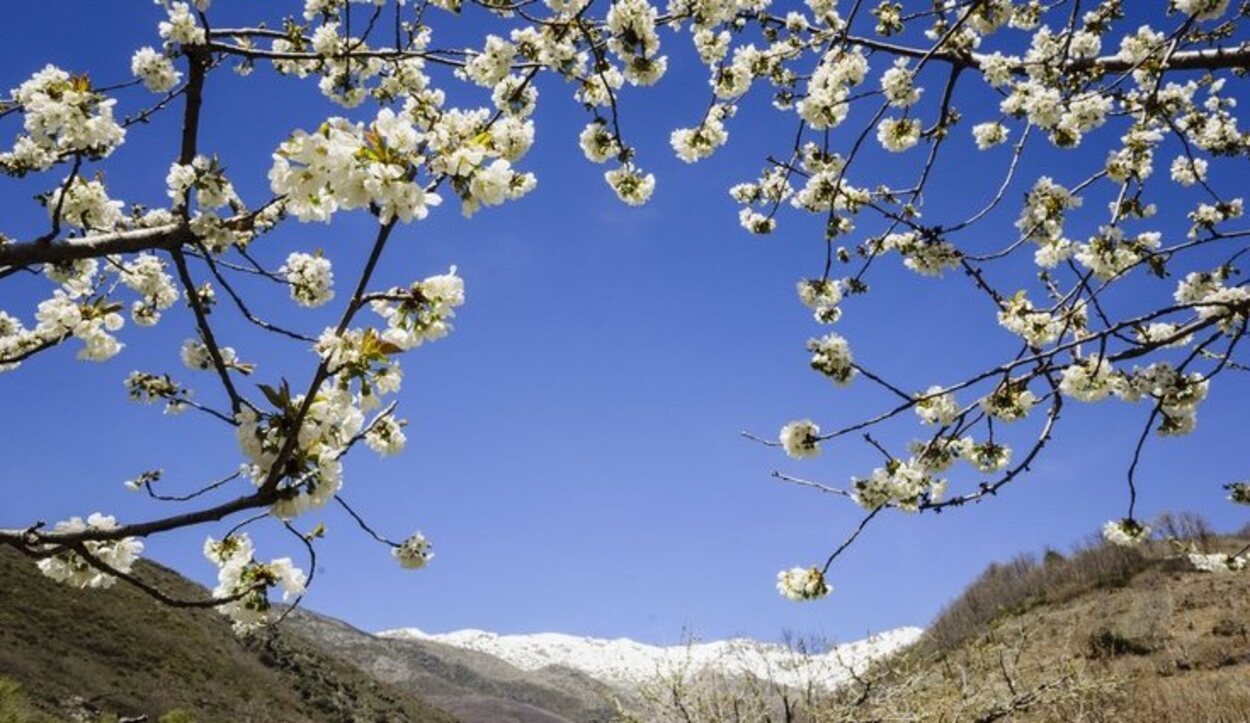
923, 541, 1151, 654
1087, 628, 1156, 659
1153, 511, 1215, 547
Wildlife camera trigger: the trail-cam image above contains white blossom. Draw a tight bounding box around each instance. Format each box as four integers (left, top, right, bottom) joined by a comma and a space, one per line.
779, 419, 821, 459
915, 387, 959, 426
807, 333, 856, 385
972, 121, 1009, 150
605, 165, 655, 206
394, 532, 434, 569
37, 514, 143, 589
1103, 518, 1150, 546
158, 2, 206, 45
876, 117, 921, 152
365, 415, 406, 456
776, 567, 830, 601
281, 252, 335, 308
131, 47, 181, 93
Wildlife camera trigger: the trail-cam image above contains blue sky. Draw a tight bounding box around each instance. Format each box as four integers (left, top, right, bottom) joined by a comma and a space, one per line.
1, 2, 1247, 646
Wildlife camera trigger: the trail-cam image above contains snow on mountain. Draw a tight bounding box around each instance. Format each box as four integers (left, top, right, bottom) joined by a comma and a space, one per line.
378, 625, 923, 691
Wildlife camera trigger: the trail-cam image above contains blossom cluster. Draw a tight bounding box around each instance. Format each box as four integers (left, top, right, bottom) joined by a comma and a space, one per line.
776, 567, 830, 602
281, 252, 335, 308
204, 533, 306, 633
1187, 552, 1248, 574
36, 514, 144, 589
1, 65, 125, 174
393, 532, 434, 569
1102, 518, 1151, 547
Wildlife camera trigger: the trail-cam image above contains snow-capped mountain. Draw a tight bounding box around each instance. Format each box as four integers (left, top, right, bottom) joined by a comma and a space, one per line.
378, 625, 923, 691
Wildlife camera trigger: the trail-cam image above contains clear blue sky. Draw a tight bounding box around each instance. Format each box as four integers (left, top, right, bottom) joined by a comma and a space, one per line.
1, 3, 1247, 646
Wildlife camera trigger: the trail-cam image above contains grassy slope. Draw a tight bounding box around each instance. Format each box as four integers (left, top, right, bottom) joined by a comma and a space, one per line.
820, 534, 1250, 721
284, 610, 626, 723
0, 547, 457, 723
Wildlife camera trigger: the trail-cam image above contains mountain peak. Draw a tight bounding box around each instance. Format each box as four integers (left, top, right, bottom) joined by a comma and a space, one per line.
378, 625, 924, 690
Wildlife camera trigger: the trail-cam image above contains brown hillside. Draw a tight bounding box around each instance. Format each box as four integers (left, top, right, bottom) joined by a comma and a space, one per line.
816, 528, 1250, 722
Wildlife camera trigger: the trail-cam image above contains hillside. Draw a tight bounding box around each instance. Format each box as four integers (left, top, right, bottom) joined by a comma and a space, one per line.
0, 547, 457, 722
284, 610, 627, 723
814, 525, 1250, 721
0, 544, 639, 723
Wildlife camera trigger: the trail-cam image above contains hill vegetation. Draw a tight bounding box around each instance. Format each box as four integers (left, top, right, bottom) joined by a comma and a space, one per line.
815, 515, 1250, 721
0, 547, 635, 723
0, 547, 455, 722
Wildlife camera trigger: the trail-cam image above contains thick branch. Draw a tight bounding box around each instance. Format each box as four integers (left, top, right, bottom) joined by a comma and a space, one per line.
0, 224, 191, 267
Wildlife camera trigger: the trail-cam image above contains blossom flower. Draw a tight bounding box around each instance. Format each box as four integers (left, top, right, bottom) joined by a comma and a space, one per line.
1174, 0, 1230, 21
131, 47, 181, 93
268, 112, 445, 224
1103, 518, 1150, 547
460, 35, 516, 88
1074, 227, 1160, 280
1188, 552, 1247, 573
779, 419, 821, 459
605, 165, 655, 206
876, 117, 921, 152
37, 514, 144, 589
978, 52, 1015, 87
120, 253, 179, 326
204, 533, 306, 633
997, 292, 1083, 347
125, 370, 189, 415
34, 291, 125, 362
880, 59, 921, 107
5, 65, 126, 169
915, 386, 959, 426
876, 232, 961, 277
45, 258, 98, 299
1059, 355, 1116, 402
1017, 177, 1081, 245
1136, 323, 1193, 349
776, 567, 830, 601
371, 267, 466, 351
1170, 156, 1208, 186
852, 458, 946, 511
972, 122, 1009, 150
45, 177, 124, 231
181, 338, 243, 372
980, 379, 1038, 422
394, 532, 434, 569
281, 252, 335, 308
738, 208, 775, 234
796, 278, 843, 324
579, 121, 621, 163
236, 385, 361, 520
796, 48, 867, 130
158, 2, 206, 45
670, 106, 731, 163
960, 439, 1012, 473
807, 333, 856, 385
365, 415, 406, 456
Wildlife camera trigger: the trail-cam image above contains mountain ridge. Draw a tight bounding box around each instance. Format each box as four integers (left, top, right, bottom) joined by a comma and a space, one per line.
378, 625, 925, 690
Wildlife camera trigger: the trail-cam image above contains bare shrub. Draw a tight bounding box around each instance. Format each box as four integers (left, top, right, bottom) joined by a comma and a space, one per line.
1153, 511, 1215, 547
924, 541, 1152, 655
